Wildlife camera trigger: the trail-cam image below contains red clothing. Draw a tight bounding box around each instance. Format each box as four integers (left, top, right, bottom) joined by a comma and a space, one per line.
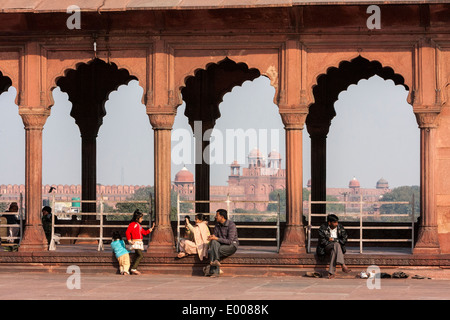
126, 222, 150, 241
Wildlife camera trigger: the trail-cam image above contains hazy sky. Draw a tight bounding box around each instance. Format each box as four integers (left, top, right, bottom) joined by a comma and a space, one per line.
0, 74, 419, 189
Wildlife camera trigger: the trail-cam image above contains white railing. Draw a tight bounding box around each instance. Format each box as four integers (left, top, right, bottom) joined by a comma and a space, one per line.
0, 194, 24, 246
307, 193, 415, 254
177, 193, 281, 252
49, 194, 153, 251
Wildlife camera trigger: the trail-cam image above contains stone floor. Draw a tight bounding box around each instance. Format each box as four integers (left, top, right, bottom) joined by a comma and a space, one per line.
0, 272, 449, 301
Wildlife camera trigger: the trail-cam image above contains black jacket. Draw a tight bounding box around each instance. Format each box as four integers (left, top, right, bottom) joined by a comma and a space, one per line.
316, 223, 348, 256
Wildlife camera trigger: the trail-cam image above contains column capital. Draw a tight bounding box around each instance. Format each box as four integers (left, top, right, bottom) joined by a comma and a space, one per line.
279, 109, 308, 130
414, 109, 440, 129
147, 110, 176, 130
19, 107, 50, 130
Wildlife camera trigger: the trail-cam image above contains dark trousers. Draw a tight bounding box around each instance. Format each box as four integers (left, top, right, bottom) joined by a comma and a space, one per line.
208, 240, 237, 275
131, 249, 143, 270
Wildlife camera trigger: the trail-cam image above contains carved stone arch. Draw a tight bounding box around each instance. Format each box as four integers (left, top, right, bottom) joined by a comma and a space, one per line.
48, 57, 144, 111
54, 58, 138, 135
307, 55, 409, 129
180, 57, 261, 128
308, 52, 414, 107
175, 53, 280, 111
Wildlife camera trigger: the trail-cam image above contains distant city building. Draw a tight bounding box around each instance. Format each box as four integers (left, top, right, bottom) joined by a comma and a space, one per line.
172, 148, 286, 212
1, 159, 391, 216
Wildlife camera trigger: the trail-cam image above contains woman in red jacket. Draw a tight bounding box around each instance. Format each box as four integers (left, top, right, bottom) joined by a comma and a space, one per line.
126, 210, 154, 275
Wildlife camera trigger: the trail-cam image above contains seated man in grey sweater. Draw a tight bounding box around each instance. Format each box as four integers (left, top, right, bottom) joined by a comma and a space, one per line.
205, 209, 239, 277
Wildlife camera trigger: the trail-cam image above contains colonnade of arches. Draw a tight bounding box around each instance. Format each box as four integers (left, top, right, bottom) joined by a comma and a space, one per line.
0, 54, 437, 254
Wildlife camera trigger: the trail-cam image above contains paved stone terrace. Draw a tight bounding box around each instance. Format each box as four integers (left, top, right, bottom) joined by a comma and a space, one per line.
0, 273, 449, 301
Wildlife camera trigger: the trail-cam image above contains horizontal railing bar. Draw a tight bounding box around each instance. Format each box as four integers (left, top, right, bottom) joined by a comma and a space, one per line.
308, 226, 412, 230
309, 238, 412, 242
236, 225, 277, 229
239, 238, 277, 241
309, 213, 412, 217
179, 200, 278, 204
310, 201, 410, 205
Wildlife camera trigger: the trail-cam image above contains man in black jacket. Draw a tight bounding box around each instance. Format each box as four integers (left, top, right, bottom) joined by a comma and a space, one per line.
317, 214, 351, 278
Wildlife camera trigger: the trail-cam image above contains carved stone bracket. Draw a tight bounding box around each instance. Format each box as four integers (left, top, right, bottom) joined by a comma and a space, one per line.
279, 109, 308, 130
414, 110, 439, 130
147, 109, 176, 130
19, 107, 50, 130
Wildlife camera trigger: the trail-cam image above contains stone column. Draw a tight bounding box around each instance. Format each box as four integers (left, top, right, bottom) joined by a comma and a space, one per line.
148, 111, 176, 253
279, 111, 307, 254
414, 111, 440, 254
192, 120, 214, 214
18, 108, 49, 252
307, 122, 331, 219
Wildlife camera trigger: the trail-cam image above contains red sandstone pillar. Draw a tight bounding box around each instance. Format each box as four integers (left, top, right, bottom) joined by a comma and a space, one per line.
414, 111, 440, 254
148, 112, 176, 253
279, 111, 307, 254
19, 108, 49, 251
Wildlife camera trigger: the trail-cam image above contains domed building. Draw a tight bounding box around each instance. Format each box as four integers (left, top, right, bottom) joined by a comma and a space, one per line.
171, 149, 286, 212
248, 147, 265, 168
376, 178, 389, 190
172, 166, 194, 196
349, 177, 361, 192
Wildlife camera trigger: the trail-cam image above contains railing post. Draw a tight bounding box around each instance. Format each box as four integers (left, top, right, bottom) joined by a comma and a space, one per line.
277, 193, 280, 253
308, 193, 311, 253
411, 194, 415, 254
97, 195, 104, 251
49, 193, 56, 251
176, 192, 180, 252
227, 193, 231, 221
359, 193, 363, 254
19, 193, 24, 246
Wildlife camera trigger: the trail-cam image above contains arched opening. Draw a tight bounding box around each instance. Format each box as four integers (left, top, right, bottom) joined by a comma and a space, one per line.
173, 58, 284, 248
0, 72, 23, 214
304, 56, 418, 253
179, 57, 262, 214
52, 58, 139, 227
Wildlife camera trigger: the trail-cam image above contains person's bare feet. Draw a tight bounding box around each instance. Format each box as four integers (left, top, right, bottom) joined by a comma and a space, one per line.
342, 265, 352, 273
328, 273, 336, 279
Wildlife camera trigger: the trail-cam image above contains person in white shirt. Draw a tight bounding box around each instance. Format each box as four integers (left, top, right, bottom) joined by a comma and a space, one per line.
317, 214, 351, 278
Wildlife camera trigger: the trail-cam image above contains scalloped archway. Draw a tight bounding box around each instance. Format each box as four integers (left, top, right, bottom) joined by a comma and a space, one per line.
180, 57, 263, 214
306, 55, 410, 218
54, 58, 138, 221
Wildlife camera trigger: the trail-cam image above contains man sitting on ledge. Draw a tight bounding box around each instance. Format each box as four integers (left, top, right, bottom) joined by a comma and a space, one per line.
317, 214, 351, 279
205, 209, 239, 277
